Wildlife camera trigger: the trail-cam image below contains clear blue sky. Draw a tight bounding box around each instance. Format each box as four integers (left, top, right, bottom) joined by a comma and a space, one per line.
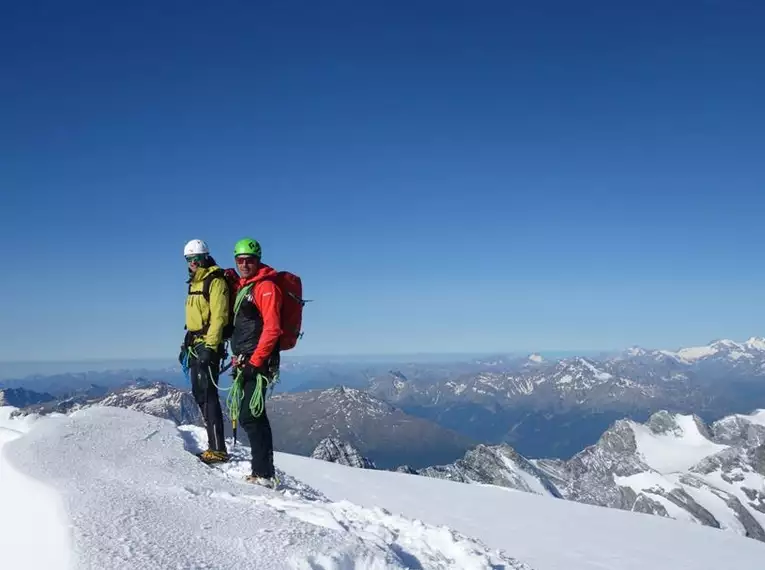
1, 0, 764, 361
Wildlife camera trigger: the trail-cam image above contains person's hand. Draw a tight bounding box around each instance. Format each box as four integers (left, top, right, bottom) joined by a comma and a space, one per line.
197, 345, 216, 365
242, 361, 267, 382
178, 345, 187, 365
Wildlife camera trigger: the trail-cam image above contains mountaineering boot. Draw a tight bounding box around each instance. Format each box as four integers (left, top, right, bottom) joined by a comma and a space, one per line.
245, 474, 279, 489
199, 449, 229, 464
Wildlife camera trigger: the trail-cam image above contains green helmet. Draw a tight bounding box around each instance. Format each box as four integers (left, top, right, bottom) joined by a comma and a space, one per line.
234, 237, 262, 258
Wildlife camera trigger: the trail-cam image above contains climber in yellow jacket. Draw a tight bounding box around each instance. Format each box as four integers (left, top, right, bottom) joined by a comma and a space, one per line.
180, 238, 231, 464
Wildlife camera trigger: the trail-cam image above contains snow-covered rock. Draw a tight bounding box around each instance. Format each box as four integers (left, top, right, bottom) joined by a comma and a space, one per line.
661, 337, 765, 364
93, 381, 203, 426
532, 410, 765, 542
417, 443, 562, 497
13, 381, 203, 427
311, 437, 376, 469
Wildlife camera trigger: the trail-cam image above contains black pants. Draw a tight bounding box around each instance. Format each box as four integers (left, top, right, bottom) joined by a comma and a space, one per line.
240, 376, 274, 478
189, 352, 227, 453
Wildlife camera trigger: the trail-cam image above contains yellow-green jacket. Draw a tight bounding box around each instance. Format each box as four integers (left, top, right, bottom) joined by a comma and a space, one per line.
185, 265, 230, 348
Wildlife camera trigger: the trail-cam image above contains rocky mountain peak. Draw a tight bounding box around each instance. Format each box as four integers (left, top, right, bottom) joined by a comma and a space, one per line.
417, 442, 561, 497
646, 410, 682, 435
311, 437, 376, 469
86, 381, 203, 426
596, 419, 640, 455
711, 411, 765, 448
643, 411, 711, 440
625, 347, 647, 357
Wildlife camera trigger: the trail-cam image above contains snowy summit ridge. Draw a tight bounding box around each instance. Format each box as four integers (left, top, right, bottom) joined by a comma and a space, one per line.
0, 406, 523, 570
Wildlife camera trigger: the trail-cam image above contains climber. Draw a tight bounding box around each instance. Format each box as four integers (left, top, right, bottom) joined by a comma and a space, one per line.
180, 238, 230, 464
229, 237, 281, 487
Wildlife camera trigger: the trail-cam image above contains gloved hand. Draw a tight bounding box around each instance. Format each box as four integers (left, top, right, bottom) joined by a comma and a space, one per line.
242, 361, 267, 383
178, 345, 187, 366
196, 345, 216, 365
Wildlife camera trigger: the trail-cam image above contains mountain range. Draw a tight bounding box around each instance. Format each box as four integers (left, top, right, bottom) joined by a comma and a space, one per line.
267, 386, 475, 469
367, 337, 765, 457
9, 336, 765, 463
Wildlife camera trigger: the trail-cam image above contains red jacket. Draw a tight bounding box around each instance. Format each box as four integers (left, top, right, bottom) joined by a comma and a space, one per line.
225, 264, 282, 368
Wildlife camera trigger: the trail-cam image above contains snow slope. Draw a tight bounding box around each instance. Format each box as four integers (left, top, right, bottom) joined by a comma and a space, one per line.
3, 405, 765, 570
0, 406, 525, 570
183, 428, 765, 570
631, 414, 728, 473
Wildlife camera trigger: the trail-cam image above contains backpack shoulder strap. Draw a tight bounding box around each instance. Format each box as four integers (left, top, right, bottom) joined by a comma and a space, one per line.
201, 268, 225, 301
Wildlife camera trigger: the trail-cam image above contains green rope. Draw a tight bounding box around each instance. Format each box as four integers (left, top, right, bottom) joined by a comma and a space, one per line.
249, 373, 267, 418
226, 368, 271, 423
226, 369, 245, 424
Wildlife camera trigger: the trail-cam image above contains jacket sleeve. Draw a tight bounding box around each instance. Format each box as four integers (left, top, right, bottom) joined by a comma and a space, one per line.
204, 276, 229, 348
249, 280, 282, 367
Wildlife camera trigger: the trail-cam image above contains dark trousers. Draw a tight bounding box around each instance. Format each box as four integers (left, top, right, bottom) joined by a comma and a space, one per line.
189, 353, 227, 453
240, 377, 274, 478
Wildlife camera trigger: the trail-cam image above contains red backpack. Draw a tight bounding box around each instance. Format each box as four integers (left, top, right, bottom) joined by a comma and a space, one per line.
226, 268, 307, 351
271, 270, 305, 351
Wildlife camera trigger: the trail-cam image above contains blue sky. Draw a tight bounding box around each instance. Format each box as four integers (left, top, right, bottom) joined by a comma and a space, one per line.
1, 0, 764, 361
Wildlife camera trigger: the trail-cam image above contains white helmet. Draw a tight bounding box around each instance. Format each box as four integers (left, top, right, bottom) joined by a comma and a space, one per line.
183, 239, 209, 257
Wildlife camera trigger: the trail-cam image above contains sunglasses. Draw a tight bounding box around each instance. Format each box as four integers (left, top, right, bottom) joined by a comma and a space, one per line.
235, 255, 258, 265
185, 255, 205, 264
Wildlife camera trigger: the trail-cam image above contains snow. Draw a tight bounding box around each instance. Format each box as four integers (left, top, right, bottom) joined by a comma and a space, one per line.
650, 338, 765, 363
735, 409, 765, 427
498, 453, 551, 496
631, 414, 728, 473
614, 470, 677, 494
675, 345, 720, 361
556, 374, 573, 384
682, 484, 749, 535
2, 406, 765, 570
613, 472, 703, 525
700, 467, 765, 528
0, 406, 525, 570
580, 358, 613, 380
745, 337, 765, 351
613, 472, 731, 527
264, 448, 765, 570
613, 471, 699, 522
527, 354, 544, 363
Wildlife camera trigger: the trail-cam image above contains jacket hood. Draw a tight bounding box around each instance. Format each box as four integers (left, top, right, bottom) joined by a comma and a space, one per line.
239, 262, 278, 286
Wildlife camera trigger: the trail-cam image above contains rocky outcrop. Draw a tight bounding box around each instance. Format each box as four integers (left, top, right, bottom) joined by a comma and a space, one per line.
311, 437, 376, 469
418, 443, 562, 497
